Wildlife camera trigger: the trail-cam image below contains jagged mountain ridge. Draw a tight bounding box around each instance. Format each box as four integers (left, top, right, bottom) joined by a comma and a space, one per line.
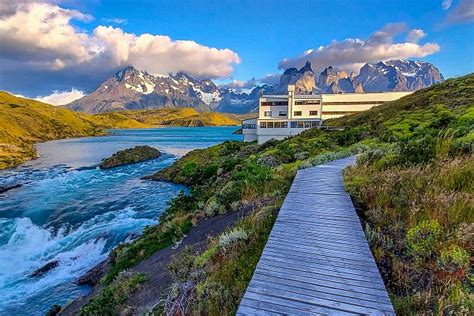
279, 59, 444, 94
66, 59, 444, 114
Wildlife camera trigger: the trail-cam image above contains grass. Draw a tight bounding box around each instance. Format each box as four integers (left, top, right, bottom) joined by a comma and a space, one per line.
79, 74, 473, 314
79, 272, 147, 315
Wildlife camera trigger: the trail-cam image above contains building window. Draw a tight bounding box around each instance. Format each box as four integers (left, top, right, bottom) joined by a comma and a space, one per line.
294, 111, 302, 116
279, 111, 287, 116
267, 121, 274, 128
311, 121, 320, 127
261, 101, 272, 106
309, 110, 318, 116
260, 122, 266, 128
273, 101, 288, 106
297, 121, 304, 128
290, 121, 297, 128
264, 111, 272, 117
295, 100, 321, 105
243, 124, 256, 129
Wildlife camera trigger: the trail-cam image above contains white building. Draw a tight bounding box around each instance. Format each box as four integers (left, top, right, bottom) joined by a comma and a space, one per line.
242, 85, 411, 144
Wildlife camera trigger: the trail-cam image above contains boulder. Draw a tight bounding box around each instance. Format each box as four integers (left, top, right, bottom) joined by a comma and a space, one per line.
77, 258, 110, 285
99, 145, 160, 169
30, 260, 59, 278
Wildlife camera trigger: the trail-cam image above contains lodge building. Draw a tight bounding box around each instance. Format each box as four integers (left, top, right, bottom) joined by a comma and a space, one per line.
242, 85, 411, 144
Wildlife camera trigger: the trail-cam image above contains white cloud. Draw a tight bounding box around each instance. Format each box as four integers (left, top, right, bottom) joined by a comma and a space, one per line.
446, 0, 474, 24
0, 1, 240, 83
35, 88, 85, 105
442, 0, 453, 10
278, 23, 440, 73
219, 79, 258, 89
260, 73, 281, 86
406, 29, 427, 43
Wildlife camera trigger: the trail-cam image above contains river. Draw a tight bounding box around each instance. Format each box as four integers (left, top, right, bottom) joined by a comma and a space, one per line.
0, 127, 241, 315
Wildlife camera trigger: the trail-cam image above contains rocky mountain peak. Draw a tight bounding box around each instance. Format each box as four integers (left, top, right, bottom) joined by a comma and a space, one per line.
298, 61, 313, 74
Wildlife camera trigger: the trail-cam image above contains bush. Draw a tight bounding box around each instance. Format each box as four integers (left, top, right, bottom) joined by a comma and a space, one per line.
218, 228, 249, 253
437, 246, 470, 272
406, 220, 441, 260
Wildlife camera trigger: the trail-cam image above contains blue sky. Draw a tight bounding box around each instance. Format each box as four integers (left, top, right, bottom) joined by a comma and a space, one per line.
0, 0, 473, 102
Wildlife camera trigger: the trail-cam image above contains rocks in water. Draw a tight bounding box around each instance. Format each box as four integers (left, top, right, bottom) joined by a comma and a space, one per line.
30, 260, 59, 278
45, 304, 62, 316
99, 145, 160, 169
0, 183, 22, 193
77, 259, 110, 285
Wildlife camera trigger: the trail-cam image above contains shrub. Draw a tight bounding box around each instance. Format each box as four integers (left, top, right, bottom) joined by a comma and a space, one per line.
406, 220, 441, 259
80, 272, 147, 315
218, 228, 249, 253
437, 246, 470, 272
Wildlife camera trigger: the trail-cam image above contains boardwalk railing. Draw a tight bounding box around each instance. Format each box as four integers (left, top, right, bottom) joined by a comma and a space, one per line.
237, 156, 394, 315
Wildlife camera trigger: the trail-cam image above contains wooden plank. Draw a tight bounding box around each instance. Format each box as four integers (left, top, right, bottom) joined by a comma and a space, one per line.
250, 278, 394, 312
237, 156, 394, 315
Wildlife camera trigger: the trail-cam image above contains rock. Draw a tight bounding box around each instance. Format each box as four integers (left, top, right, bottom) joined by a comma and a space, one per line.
99, 145, 160, 169
0, 183, 22, 193
45, 304, 62, 316
77, 259, 110, 285
30, 260, 59, 278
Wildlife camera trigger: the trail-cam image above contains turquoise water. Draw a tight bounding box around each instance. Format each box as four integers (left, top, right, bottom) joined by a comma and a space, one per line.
0, 127, 241, 315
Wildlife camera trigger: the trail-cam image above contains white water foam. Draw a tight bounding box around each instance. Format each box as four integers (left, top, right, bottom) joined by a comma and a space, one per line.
0, 207, 156, 310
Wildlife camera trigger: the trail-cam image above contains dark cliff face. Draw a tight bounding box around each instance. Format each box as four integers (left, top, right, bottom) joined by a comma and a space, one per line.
355, 60, 444, 92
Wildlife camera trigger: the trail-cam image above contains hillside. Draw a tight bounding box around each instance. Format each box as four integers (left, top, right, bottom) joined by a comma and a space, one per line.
75, 74, 472, 315
115, 108, 240, 127
0, 93, 241, 169
0, 92, 109, 169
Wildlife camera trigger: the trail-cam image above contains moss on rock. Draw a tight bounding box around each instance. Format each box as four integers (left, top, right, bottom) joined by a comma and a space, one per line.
99, 145, 160, 169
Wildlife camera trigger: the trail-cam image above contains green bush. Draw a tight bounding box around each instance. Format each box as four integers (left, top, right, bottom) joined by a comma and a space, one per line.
406, 220, 441, 259
437, 246, 470, 272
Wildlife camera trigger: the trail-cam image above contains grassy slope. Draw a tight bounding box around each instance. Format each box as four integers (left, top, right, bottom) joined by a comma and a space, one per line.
84, 74, 473, 315
117, 108, 240, 127
0, 93, 241, 169
0, 92, 108, 169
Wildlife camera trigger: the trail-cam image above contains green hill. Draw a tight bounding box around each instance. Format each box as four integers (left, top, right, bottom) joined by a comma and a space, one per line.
86, 74, 472, 315
0, 92, 108, 169
116, 108, 240, 127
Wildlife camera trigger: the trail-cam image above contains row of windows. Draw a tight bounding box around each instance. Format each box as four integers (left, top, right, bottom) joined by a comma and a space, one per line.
295, 100, 321, 105
260, 121, 288, 128
259, 120, 320, 129
264, 110, 319, 117
261, 100, 385, 106
261, 101, 288, 106
242, 124, 257, 129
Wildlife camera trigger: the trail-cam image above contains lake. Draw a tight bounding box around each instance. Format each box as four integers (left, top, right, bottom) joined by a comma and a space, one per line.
0, 127, 241, 315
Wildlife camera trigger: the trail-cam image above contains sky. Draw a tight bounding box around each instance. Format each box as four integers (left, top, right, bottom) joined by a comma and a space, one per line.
0, 0, 473, 104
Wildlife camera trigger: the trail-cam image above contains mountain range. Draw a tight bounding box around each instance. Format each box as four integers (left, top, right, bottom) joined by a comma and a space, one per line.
66, 59, 444, 114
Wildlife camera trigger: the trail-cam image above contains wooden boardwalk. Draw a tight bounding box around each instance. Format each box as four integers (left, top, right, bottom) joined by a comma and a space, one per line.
237, 156, 394, 315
